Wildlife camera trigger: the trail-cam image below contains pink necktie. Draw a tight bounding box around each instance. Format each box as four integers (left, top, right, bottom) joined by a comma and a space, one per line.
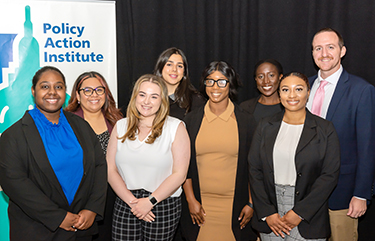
311, 80, 328, 117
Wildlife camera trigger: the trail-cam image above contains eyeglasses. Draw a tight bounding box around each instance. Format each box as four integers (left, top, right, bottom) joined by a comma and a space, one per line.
204, 79, 229, 88
79, 86, 106, 96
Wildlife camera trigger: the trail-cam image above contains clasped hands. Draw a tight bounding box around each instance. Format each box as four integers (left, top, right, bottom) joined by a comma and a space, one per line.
130, 197, 156, 222
59, 209, 96, 232
266, 210, 302, 238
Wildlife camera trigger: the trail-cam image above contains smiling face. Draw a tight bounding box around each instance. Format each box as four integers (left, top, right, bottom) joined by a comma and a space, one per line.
32, 70, 66, 121
312, 31, 346, 79
255, 62, 282, 97
135, 81, 162, 121
161, 54, 185, 90
77, 77, 106, 114
279, 75, 310, 113
205, 70, 230, 105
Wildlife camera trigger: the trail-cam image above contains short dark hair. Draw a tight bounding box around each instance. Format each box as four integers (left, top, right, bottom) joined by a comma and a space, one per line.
313, 27, 344, 49
199, 61, 241, 101
32, 66, 65, 89
279, 72, 310, 91
253, 59, 283, 78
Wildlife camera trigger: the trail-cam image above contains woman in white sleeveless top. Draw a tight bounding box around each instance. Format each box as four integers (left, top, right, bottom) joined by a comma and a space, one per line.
106, 74, 190, 241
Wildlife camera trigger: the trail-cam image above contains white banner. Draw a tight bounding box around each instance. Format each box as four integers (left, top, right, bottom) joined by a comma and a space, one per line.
0, 0, 117, 239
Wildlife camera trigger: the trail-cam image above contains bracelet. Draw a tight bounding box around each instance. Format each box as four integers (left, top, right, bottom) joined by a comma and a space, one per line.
247, 202, 254, 209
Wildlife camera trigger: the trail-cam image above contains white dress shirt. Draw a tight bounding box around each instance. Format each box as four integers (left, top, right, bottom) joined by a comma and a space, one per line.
306, 65, 343, 118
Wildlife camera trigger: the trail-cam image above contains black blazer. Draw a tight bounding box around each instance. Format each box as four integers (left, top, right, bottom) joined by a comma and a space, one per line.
180, 102, 258, 241
249, 110, 340, 239
239, 96, 261, 115
0, 110, 107, 241
169, 92, 206, 120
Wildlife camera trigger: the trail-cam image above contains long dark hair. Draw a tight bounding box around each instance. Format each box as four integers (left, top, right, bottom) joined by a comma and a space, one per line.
153, 47, 199, 113
65, 71, 122, 126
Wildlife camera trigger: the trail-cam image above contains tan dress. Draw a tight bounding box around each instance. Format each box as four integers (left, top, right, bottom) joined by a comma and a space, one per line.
196, 100, 239, 241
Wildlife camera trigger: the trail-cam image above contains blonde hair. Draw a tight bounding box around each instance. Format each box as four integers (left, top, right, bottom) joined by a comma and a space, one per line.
119, 74, 169, 144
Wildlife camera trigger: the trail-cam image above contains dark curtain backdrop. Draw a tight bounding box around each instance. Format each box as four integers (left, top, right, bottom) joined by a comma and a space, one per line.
115, 0, 375, 110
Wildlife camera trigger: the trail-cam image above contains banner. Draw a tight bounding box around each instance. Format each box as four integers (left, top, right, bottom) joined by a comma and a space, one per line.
0, 1, 117, 239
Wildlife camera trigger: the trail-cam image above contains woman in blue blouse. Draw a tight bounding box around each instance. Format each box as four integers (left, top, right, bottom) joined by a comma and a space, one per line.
0, 66, 107, 241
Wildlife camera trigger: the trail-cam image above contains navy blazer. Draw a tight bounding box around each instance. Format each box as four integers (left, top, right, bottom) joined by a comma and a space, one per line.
249, 110, 340, 239
309, 69, 375, 209
180, 102, 258, 241
0, 110, 107, 241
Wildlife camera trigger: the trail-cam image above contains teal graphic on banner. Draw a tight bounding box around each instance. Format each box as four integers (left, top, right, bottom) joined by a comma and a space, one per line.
0, 5, 70, 134
0, 5, 39, 133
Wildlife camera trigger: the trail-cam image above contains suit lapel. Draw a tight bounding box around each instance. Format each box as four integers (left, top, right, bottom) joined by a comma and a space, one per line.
326, 70, 350, 121
296, 110, 317, 154
22, 112, 67, 201
264, 112, 283, 169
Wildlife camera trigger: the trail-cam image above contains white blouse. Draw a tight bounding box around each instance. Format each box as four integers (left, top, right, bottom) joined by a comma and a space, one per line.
115, 116, 183, 197
273, 121, 304, 186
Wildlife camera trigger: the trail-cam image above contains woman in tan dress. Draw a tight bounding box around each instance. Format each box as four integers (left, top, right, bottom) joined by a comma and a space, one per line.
180, 61, 257, 241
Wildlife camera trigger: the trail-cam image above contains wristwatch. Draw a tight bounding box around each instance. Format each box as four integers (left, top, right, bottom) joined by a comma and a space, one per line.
148, 195, 158, 206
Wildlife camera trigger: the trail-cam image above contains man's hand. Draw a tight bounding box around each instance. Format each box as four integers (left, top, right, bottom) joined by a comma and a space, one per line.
347, 197, 367, 218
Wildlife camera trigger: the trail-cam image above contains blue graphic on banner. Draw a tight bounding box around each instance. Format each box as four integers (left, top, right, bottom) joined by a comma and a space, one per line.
0, 34, 17, 85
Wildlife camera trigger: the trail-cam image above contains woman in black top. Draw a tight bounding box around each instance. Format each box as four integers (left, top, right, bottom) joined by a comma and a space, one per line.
240, 59, 283, 123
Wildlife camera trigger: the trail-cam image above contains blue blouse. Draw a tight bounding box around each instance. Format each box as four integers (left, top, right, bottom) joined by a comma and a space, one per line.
29, 107, 83, 205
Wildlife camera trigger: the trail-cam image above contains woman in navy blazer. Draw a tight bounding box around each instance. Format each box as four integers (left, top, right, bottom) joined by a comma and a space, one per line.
249, 72, 340, 240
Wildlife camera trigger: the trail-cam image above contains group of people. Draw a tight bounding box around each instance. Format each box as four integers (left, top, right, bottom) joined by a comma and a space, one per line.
0, 27, 374, 241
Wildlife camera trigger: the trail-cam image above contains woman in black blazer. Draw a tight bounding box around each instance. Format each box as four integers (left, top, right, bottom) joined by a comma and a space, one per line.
249, 72, 340, 240
0, 66, 107, 241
